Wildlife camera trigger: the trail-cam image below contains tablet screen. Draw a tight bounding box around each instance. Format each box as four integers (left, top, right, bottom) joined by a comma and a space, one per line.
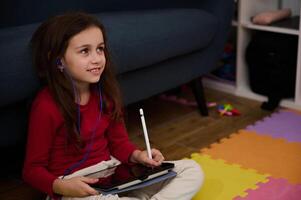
86, 162, 174, 191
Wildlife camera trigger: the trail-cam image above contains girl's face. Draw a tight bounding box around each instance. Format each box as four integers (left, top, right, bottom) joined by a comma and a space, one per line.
62, 26, 106, 90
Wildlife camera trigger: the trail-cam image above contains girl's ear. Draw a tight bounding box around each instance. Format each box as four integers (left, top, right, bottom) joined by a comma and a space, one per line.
56, 59, 62, 66
60, 58, 67, 66
56, 57, 67, 66
56, 58, 65, 72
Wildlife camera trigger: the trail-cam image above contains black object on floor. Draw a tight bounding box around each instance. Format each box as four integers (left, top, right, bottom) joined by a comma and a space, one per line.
190, 78, 209, 116
246, 31, 298, 111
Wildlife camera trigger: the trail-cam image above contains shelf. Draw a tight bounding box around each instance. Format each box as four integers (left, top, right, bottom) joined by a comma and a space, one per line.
203, 76, 236, 94
236, 87, 301, 110
235, 87, 267, 101
205, 0, 301, 111
241, 21, 299, 35
203, 77, 301, 110
272, 16, 299, 30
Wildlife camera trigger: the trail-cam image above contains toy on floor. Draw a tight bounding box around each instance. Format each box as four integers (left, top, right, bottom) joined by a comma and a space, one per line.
212, 43, 236, 82
207, 102, 217, 108
217, 103, 240, 116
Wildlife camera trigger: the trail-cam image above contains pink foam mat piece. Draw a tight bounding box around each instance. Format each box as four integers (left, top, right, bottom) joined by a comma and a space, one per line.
234, 178, 301, 200
246, 110, 301, 142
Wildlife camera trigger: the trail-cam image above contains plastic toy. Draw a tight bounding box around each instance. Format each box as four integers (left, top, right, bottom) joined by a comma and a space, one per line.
207, 102, 217, 108
217, 103, 240, 116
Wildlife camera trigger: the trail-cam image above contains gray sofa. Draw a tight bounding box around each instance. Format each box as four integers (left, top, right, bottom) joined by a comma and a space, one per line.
0, 0, 233, 177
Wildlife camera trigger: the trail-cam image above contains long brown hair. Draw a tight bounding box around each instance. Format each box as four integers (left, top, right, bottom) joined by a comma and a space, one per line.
31, 12, 123, 145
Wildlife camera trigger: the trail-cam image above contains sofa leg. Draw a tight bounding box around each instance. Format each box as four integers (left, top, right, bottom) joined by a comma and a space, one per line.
190, 78, 209, 116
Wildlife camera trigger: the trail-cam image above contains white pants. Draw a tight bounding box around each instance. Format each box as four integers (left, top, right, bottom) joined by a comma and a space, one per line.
51, 159, 204, 200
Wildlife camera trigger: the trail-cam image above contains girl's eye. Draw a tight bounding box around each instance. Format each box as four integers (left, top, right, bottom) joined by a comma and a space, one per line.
97, 46, 105, 53
80, 48, 89, 54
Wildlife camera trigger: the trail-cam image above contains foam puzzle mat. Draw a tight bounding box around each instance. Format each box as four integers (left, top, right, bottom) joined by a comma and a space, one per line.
190, 109, 301, 200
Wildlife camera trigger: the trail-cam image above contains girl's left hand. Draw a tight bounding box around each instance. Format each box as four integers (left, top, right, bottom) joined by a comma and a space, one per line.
130, 149, 165, 167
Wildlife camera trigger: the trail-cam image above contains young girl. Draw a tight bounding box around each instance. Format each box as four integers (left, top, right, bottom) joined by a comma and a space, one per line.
23, 12, 204, 200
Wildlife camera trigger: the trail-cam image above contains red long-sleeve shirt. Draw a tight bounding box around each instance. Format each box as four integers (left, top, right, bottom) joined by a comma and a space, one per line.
23, 88, 137, 197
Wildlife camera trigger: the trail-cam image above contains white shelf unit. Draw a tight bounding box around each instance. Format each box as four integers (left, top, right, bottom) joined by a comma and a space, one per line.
204, 0, 301, 110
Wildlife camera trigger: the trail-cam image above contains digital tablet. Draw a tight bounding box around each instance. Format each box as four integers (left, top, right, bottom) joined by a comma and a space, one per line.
85, 162, 175, 192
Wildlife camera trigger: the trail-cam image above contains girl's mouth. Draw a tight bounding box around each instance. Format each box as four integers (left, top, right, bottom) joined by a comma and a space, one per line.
87, 67, 102, 75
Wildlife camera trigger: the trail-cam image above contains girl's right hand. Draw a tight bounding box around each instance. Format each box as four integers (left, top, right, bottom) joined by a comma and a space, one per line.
53, 176, 99, 197
130, 149, 165, 167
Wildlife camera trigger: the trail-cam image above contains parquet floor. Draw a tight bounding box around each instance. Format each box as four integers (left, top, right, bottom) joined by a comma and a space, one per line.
126, 88, 271, 161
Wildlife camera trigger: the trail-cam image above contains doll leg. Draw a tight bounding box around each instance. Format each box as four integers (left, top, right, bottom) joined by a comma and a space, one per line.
252, 8, 291, 25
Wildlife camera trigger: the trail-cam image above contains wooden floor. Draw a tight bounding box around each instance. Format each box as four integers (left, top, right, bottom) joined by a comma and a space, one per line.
125, 87, 272, 161
0, 87, 272, 199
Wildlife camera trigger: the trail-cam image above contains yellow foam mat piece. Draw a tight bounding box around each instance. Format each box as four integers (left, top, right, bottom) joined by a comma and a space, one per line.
201, 130, 301, 184
189, 153, 269, 200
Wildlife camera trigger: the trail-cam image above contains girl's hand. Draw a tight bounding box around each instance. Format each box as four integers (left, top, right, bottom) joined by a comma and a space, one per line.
130, 149, 165, 167
53, 176, 99, 197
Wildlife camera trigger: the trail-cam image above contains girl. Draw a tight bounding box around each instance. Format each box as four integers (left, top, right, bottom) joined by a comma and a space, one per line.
23, 12, 204, 200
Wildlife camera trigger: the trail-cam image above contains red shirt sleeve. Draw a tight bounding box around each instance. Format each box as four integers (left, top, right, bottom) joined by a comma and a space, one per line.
22, 92, 59, 198
106, 119, 138, 163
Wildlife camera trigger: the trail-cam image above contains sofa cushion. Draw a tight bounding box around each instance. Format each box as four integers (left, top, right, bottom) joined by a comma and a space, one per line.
98, 9, 218, 74
0, 24, 40, 107
0, 8, 217, 107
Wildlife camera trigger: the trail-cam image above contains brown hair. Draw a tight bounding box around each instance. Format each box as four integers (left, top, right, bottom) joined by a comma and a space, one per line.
31, 12, 123, 145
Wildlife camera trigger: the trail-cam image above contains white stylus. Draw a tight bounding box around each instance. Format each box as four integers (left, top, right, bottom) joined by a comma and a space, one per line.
139, 108, 152, 159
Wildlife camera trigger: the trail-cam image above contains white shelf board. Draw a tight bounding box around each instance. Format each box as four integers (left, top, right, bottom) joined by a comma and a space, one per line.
236, 87, 301, 110
235, 87, 267, 101
204, 55, 297, 108
241, 22, 299, 35
203, 77, 236, 94
203, 78, 301, 110
281, 99, 301, 110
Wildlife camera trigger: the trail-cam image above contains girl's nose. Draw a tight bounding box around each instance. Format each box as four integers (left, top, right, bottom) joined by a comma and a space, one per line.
91, 51, 103, 64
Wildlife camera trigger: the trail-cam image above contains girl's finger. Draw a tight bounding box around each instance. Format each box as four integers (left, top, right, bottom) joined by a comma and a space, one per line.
151, 149, 164, 162
82, 183, 99, 195
141, 156, 158, 166
80, 176, 99, 184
